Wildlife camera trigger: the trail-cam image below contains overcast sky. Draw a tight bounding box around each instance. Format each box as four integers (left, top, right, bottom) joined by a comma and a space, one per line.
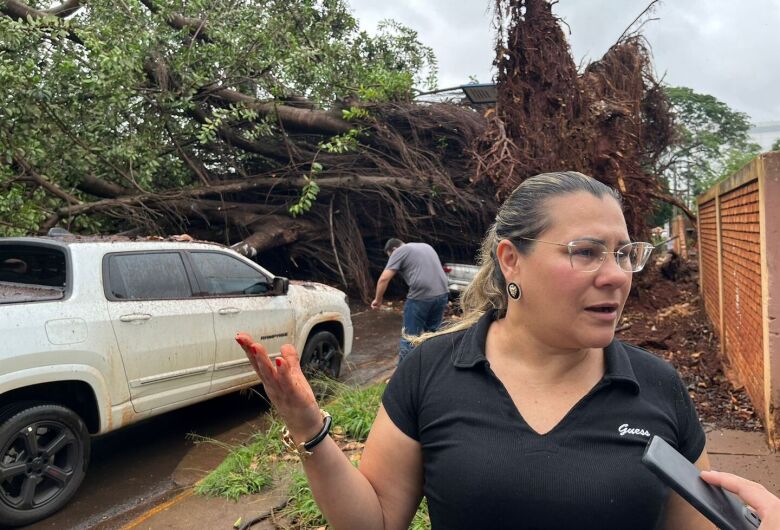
348, 0, 780, 126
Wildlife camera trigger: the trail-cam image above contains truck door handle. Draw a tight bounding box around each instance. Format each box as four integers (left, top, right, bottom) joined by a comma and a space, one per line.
119, 313, 152, 322
218, 307, 240, 315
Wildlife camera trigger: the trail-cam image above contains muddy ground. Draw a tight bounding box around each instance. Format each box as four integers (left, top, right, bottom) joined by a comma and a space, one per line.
618, 256, 760, 431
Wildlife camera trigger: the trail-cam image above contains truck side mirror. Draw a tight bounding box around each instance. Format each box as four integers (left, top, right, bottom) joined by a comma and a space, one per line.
272, 276, 289, 295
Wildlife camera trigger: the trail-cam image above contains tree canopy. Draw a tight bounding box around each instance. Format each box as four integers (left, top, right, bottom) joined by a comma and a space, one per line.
661, 86, 761, 207
0, 0, 438, 236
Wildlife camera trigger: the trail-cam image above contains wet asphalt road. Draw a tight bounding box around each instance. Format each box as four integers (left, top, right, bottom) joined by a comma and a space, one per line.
19, 307, 401, 530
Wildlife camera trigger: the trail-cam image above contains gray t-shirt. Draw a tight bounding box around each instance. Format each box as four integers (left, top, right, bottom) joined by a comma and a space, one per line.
385, 242, 448, 300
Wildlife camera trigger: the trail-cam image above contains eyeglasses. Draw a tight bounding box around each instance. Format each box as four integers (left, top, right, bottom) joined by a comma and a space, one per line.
518, 237, 655, 273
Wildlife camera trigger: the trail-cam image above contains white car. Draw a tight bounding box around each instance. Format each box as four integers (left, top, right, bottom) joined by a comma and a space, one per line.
443, 262, 479, 296
0, 236, 352, 526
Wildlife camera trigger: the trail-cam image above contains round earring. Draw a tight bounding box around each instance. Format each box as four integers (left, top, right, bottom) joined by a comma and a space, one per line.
507, 282, 522, 300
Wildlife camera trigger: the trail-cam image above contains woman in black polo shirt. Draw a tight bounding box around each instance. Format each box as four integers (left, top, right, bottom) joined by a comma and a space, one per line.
237, 171, 726, 529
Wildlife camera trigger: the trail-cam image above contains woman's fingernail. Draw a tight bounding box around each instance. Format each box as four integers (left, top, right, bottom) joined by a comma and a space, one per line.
275, 358, 283, 367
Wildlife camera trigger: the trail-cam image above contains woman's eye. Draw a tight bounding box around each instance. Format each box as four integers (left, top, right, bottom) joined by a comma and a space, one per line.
572, 248, 596, 257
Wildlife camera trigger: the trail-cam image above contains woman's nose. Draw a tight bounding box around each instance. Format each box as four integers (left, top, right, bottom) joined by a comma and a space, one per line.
594, 253, 630, 286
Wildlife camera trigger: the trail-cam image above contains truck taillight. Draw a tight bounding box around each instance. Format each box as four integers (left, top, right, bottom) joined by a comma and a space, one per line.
443, 266, 452, 273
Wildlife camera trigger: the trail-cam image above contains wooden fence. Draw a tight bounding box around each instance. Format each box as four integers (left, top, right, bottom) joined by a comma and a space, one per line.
696, 151, 780, 448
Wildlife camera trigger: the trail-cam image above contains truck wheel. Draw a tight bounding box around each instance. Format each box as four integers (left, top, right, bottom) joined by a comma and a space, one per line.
0, 404, 90, 527
301, 331, 342, 378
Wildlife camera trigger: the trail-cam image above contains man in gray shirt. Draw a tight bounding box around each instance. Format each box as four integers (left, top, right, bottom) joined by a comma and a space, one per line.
371, 238, 449, 363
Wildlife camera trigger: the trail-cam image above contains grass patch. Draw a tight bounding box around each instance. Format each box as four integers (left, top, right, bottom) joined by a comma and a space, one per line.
282, 468, 431, 530
195, 378, 431, 528
281, 468, 328, 528
326, 380, 385, 441
194, 418, 285, 500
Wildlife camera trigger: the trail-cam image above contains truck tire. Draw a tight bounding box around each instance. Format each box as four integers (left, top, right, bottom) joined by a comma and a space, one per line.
300, 331, 343, 379
0, 404, 90, 527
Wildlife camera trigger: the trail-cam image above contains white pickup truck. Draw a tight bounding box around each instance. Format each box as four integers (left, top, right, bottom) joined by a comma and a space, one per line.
0, 236, 352, 526
443, 262, 479, 296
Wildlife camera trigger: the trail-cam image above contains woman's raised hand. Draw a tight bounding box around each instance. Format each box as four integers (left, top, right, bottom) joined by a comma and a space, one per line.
235, 333, 325, 444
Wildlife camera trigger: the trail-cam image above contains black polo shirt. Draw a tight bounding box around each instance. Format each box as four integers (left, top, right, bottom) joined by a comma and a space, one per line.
382, 310, 706, 530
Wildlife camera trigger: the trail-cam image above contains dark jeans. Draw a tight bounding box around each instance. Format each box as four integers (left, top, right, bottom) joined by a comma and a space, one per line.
399, 293, 449, 363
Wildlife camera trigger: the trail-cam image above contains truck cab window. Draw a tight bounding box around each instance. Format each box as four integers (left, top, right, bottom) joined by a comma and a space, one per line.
190, 252, 270, 296
108, 252, 193, 300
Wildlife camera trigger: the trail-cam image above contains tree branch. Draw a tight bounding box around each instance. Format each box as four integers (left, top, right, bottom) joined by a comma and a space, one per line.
38, 100, 142, 190
189, 106, 291, 163
206, 174, 422, 195
164, 123, 211, 185
44, 0, 83, 17
231, 215, 321, 257
13, 153, 82, 205
1, 0, 84, 44
77, 174, 131, 198
202, 86, 351, 136
1, 0, 44, 20
141, 54, 346, 139
55, 174, 421, 218
38, 214, 61, 234
138, 0, 212, 42
162, 199, 285, 228
648, 190, 697, 223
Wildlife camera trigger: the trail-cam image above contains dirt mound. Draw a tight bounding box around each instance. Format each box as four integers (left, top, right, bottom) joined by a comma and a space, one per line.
623, 256, 762, 431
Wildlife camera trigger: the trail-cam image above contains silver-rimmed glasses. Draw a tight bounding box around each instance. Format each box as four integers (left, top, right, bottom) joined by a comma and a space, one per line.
518, 237, 655, 273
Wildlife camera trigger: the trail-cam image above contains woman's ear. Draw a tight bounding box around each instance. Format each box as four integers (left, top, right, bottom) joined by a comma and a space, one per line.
495, 239, 522, 278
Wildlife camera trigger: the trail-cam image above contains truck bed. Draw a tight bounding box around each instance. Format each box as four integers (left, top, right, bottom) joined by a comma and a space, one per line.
0, 281, 65, 303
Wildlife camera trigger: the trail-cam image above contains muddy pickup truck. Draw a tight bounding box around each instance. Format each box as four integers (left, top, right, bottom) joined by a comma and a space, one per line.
0, 236, 352, 526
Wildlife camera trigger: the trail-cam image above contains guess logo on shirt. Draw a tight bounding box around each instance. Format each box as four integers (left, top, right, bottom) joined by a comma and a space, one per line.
618, 423, 651, 437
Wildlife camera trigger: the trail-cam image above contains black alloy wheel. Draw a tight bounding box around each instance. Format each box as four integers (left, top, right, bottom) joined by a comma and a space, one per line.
301, 331, 343, 379
0, 404, 90, 527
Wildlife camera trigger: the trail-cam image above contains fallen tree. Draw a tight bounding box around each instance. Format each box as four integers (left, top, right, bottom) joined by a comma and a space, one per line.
1, 0, 679, 301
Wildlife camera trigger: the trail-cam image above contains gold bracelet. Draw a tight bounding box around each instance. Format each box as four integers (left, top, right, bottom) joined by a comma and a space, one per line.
281, 409, 332, 461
